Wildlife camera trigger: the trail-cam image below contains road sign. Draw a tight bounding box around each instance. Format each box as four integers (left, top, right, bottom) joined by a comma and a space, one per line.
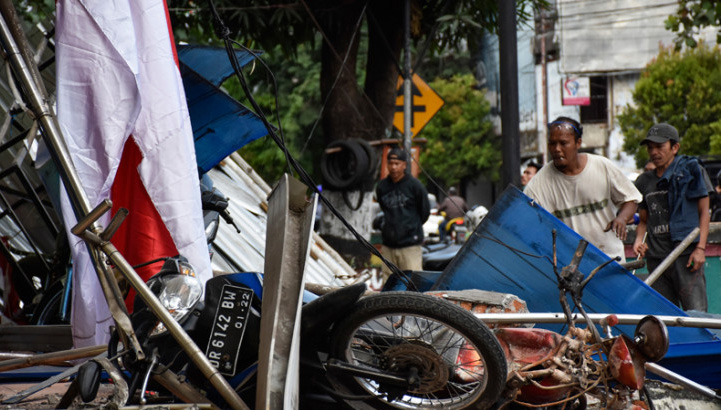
393, 74, 444, 137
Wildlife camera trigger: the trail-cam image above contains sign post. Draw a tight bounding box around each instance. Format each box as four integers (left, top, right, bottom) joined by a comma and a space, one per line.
393, 74, 444, 138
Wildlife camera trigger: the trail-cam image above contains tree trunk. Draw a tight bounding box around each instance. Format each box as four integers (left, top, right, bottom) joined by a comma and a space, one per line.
314, 1, 405, 264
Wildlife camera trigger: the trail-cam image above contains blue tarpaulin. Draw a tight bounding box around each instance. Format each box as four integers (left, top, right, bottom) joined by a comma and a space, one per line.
178, 45, 268, 174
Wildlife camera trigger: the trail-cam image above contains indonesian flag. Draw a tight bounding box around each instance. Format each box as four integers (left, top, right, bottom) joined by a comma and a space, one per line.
56, 0, 212, 348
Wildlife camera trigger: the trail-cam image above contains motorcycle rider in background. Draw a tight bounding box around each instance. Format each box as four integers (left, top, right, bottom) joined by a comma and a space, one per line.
437, 187, 468, 242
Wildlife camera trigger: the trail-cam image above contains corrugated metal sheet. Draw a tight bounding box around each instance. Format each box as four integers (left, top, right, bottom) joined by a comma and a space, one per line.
208, 153, 357, 287
558, 0, 677, 73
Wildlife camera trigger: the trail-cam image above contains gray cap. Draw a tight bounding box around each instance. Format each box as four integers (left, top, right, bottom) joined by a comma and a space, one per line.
641, 123, 679, 145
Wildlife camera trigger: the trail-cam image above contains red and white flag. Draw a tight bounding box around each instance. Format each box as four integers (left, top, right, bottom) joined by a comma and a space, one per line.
56, 0, 212, 348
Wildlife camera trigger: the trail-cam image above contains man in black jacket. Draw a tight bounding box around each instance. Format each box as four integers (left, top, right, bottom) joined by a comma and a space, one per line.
376, 147, 430, 282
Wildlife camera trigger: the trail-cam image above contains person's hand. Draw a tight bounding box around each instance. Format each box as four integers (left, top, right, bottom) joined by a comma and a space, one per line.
632, 241, 647, 258
687, 248, 706, 272
604, 217, 628, 241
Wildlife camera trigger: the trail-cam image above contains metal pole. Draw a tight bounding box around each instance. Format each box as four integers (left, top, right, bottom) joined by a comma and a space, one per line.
539, 9, 549, 164
645, 227, 700, 286
645, 362, 721, 400
403, 0, 412, 169
472, 311, 721, 329
0, 345, 106, 373
256, 175, 317, 409
499, 0, 521, 188
0, 0, 93, 221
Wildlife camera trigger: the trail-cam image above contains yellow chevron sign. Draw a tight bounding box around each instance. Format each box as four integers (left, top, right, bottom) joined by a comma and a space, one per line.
393, 74, 444, 137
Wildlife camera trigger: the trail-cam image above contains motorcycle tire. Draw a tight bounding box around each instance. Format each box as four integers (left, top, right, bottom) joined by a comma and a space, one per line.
328, 291, 507, 410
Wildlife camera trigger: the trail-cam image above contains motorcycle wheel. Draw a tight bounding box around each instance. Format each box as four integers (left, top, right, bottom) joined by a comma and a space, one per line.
329, 291, 507, 410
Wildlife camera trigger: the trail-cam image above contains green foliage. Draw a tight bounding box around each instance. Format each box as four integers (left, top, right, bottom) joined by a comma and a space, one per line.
167, 0, 546, 56
666, 0, 721, 49
224, 43, 325, 184
16, 0, 54, 24
419, 74, 497, 188
618, 44, 721, 167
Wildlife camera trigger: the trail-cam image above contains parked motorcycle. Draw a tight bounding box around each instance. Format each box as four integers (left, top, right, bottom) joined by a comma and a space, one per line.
421, 205, 489, 272
422, 241, 462, 271
495, 235, 669, 409
76, 257, 509, 409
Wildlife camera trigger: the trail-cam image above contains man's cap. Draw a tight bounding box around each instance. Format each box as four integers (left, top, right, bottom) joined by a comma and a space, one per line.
387, 147, 407, 161
641, 123, 679, 145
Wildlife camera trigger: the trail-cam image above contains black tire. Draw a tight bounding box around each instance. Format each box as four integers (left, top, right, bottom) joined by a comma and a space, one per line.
329, 292, 507, 410
321, 140, 370, 190
351, 138, 378, 176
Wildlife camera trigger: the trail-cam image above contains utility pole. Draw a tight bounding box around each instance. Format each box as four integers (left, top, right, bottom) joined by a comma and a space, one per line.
499, 0, 521, 188
540, 9, 549, 164
403, 0, 412, 170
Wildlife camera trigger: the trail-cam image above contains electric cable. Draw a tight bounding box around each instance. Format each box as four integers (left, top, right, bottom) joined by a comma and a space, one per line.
300, 2, 367, 155
298, 0, 387, 127
206, 0, 418, 291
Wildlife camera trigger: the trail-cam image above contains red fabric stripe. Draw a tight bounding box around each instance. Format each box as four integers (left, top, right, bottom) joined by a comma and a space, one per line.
110, 138, 178, 312
163, 0, 180, 68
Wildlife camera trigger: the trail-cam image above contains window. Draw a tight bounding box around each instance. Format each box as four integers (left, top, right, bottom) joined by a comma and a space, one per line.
580, 76, 607, 124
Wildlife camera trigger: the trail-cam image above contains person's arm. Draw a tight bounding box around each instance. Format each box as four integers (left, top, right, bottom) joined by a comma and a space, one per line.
633, 209, 649, 258
687, 196, 710, 272
604, 201, 637, 240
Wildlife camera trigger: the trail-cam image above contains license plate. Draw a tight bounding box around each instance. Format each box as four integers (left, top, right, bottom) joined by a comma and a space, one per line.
205, 284, 254, 376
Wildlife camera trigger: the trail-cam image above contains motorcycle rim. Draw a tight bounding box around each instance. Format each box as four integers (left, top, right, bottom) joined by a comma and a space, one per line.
329, 291, 507, 410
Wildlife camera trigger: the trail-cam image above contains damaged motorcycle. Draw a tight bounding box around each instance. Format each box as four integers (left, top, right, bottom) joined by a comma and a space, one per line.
494, 234, 669, 410
75, 257, 509, 409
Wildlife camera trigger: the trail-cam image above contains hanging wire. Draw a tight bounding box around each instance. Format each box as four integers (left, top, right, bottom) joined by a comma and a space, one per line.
206, 0, 418, 291
297, 0, 387, 125
300, 2, 368, 155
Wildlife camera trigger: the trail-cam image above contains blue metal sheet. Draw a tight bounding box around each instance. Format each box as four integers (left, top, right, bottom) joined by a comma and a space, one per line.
177, 45, 268, 174
178, 45, 260, 87
427, 186, 721, 388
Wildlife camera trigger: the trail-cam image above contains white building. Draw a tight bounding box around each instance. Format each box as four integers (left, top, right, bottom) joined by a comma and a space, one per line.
467, 0, 709, 208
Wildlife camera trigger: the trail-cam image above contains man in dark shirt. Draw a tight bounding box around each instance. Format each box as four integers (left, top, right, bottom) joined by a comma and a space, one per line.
376, 147, 430, 281
437, 187, 468, 240
633, 123, 711, 311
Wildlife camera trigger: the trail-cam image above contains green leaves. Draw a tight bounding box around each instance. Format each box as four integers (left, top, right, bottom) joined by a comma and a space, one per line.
667, 0, 721, 51
620, 44, 721, 166
419, 74, 497, 187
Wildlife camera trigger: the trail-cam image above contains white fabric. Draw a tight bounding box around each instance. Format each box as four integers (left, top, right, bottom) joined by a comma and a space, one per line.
56, 0, 211, 348
524, 154, 642, 260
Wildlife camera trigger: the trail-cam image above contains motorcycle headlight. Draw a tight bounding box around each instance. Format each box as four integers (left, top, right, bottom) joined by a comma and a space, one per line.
150, 260, 202, 337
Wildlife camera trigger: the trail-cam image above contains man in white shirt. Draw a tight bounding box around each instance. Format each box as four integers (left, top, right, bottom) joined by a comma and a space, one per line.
524, 116, 642, 260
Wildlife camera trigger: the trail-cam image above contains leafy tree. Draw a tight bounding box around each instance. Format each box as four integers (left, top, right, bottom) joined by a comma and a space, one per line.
168, 0, 543, 149
666, 0, 721, 49
618, 44, 721, 167
226, 43, 326, 183
419, 74, 497, 188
